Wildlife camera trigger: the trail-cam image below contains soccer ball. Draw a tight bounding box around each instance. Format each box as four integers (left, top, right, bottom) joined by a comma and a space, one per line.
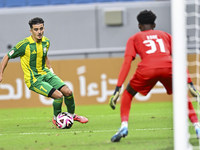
56, 112, 74, 129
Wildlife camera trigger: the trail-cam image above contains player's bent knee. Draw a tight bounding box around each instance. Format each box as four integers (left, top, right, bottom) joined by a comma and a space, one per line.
51, 90, 63, 99
63, 90, 72, 97
126, 83, 137, 96
60, 85, 72, 96
57, 92, 64, 99
67, 90, 72, 96
48, 87, 56, 97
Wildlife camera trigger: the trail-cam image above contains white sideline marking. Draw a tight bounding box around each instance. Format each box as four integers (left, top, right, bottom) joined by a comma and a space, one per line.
1, 117, 51, 121
0, 128, 172, 136
1, 112, 172, 121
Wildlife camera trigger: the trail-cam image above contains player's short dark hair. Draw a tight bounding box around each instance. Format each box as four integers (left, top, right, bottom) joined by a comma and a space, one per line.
137, 10, 157, 25
28, 17, 44, 28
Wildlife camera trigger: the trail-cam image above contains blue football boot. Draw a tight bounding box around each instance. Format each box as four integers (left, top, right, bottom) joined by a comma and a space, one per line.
111, 127, 128, 142
196, 128, 200, 139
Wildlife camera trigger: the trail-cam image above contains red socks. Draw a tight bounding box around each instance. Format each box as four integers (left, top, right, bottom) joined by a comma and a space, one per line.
188, 97, 198, 123
120, 89, 133, 122
120, 90, 199, 124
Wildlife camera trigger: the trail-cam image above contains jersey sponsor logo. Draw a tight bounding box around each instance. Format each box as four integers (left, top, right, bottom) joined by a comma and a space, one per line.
9, 50, 14, 56
31, 50, 37, 54
43, 47, 47, 53
40, 86, 47, 92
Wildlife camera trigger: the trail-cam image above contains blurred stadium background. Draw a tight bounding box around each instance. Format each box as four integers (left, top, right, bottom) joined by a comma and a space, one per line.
0, 0, 174, 109
0, 0, 170, 60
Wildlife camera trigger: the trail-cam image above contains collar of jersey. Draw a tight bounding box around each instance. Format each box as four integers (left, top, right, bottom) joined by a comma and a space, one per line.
28, 36, 45, 43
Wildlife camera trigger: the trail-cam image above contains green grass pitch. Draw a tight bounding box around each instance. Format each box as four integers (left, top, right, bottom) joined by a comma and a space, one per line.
0, 101, 199, 150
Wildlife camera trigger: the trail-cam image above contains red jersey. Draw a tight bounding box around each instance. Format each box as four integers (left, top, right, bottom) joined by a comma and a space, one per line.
125, 30, 172, 69
117, 30, 172, 87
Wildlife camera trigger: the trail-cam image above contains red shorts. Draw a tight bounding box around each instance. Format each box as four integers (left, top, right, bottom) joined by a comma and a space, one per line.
129, 68, 172, 96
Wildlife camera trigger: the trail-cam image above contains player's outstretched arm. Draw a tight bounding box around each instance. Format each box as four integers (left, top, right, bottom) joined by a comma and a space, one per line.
0, 54, 10, 82
109, 55, 133, 110
45, 56, 54, 74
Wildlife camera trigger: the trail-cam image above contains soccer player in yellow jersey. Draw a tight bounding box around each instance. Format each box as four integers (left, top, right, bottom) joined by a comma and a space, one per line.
0, 17, 88, 128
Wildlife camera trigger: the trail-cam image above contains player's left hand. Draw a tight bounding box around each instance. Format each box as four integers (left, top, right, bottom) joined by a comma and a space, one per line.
188, 83, 200, 97
194, 90, 200, 105
188, 82, 200, 104
109, 86, 121, 110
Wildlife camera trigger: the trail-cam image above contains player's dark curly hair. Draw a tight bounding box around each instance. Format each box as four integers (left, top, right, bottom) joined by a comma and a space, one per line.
28, 17, 44, 28
137, 10, 157, 25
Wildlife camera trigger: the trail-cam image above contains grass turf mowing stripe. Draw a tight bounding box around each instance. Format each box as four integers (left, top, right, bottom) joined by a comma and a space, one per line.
0, 127, 172, 136
0, 102, 199, 150
1, 112, 165, 121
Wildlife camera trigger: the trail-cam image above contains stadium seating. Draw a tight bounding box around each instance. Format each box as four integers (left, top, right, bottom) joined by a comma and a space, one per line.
5, 0, 27, 7
50, 0, 71, 5
95, 0, 117, 3
2, 0, 156, 8
0, 0, 4, 7
28, 0, 49, 6
119, 0, 154, 1
73, 0, 94, 4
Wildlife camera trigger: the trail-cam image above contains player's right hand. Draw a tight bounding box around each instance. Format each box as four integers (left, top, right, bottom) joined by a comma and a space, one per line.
109, 86, 121, 110
49, 68, 55, 74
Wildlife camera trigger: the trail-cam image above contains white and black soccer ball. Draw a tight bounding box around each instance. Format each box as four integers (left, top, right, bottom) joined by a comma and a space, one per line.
56, 112, 74, 129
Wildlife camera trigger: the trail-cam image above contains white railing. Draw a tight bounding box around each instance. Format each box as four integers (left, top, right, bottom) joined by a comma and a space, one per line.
0, 47, 125, 59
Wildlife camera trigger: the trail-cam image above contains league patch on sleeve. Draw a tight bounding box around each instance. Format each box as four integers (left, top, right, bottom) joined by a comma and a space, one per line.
9, 50, 14, 56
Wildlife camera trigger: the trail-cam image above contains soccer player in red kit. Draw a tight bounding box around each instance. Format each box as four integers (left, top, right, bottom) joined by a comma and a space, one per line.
109, 10, 200, 142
